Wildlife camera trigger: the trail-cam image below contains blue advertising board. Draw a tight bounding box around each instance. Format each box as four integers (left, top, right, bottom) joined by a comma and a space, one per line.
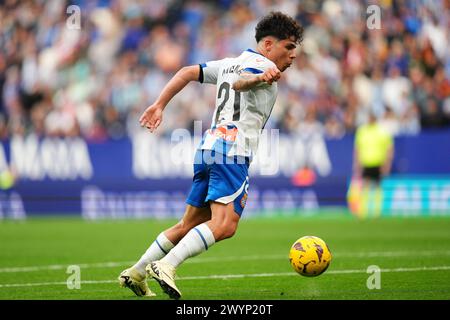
1, 128, 449, 218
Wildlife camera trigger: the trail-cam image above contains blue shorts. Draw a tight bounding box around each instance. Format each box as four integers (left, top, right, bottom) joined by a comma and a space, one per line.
186, 149, 250, 216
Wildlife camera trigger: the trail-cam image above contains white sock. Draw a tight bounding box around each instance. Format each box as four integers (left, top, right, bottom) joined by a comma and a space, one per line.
133, 232, 174, 276
161, 223, 216, 268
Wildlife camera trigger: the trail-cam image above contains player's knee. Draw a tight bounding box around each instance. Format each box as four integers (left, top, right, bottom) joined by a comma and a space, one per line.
218, 220, 238, 240
223, 226, 237, 239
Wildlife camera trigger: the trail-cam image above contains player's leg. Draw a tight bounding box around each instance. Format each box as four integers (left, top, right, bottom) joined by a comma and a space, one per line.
364, 167, 382, 218
119, 150, 211, 297
373, 181, 383, 217
205, 201, 240, 240
147, 152, 249, 299
360, 167, 377, 219
147, 201, 239, 299
164, 205, 212, 243
119, 208, 211, 298
132, 204, 211, 275
360, 178, 370, 218
160, 201, 238, 267
369, 168, 383, 218
118, 205, 211, 297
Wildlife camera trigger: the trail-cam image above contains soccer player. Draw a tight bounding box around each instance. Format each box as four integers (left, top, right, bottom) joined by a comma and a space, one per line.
351, 112, 394, 218
119, 11, 303, 299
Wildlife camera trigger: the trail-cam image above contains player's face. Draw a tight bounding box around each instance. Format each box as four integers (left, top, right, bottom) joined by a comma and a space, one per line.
270, 37, 297, 72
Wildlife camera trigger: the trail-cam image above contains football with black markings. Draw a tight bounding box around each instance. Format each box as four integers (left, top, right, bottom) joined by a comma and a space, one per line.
289, 236, 332, 277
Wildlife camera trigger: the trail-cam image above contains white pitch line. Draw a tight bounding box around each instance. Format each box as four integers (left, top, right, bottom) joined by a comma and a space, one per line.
1, 250, 450, 273
0, 261, 136, 273
1, 265, 450, 288
3, 250, 450, 273
335, 250, 450, 258
179, 265, 450, 280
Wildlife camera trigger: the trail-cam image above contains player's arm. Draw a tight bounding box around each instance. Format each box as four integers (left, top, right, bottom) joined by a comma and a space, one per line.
139, 65, 200, 132
232, 67, 281, 92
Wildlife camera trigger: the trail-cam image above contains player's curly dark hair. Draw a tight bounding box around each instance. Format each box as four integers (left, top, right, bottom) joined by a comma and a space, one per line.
255, 11, 303, 44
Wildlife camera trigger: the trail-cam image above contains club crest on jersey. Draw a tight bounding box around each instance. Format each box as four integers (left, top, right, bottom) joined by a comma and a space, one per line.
240, 193, 248, 208
208, 126, 238, 142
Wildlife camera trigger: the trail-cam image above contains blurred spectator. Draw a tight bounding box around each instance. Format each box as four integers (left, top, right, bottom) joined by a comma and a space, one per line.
420, 97, 449, 129
381, 66, 412, 117
0, 0, 449, 142
324, 115, 345, 139
379, 107, 401, 136
400, 103, 421, 135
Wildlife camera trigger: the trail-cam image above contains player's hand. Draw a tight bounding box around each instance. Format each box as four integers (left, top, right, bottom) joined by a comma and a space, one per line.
139, 104, 163, 133
259, 67, 281, 85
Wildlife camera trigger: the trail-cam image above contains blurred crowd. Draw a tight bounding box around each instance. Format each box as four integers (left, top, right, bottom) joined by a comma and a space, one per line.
0, 0, 449, 142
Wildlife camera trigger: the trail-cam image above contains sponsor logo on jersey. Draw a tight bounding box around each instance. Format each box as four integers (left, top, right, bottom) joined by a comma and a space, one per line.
208, 126, 238, 142
240, 193, 248, 208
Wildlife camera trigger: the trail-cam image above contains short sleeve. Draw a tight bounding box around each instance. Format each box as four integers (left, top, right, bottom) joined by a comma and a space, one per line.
239, 55, 277, 88
241, 55, 275, 76
199, 58, 228, 84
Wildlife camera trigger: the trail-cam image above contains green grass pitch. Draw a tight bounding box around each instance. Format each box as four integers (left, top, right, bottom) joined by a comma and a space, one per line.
1, 211, 450, 300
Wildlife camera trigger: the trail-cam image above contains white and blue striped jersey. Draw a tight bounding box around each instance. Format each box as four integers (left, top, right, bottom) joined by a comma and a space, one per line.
199, 49, 278, 160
